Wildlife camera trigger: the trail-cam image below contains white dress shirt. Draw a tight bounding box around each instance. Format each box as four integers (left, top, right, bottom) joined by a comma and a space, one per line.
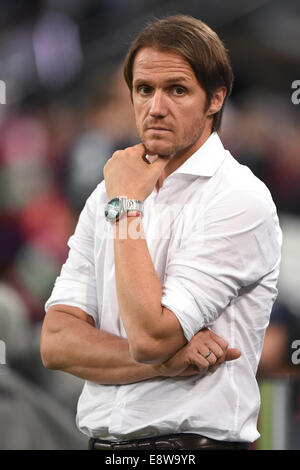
45, 132, 282, 443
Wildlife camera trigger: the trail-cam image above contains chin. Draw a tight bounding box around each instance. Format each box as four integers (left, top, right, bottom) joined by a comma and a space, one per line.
143, 140, 175, 159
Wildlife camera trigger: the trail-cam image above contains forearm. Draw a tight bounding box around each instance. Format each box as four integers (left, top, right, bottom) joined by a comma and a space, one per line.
41, 308, 160, 385
105, 147, 187, 363
114, 216, 163, 345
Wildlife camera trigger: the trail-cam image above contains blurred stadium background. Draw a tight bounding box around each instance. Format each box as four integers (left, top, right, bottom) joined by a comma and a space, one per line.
0, 0, 299, 450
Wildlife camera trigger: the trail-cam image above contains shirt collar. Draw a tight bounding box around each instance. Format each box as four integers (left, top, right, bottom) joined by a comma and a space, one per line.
170, 132, 226, 178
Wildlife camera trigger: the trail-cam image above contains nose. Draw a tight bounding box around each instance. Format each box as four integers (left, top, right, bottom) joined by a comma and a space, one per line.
149, 90, 168, 118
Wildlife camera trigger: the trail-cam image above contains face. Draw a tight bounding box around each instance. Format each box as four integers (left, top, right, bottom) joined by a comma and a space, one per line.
132, 47, 214, 159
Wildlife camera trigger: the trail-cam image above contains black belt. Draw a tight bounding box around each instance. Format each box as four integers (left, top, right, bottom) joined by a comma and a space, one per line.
89, 433, 250, 450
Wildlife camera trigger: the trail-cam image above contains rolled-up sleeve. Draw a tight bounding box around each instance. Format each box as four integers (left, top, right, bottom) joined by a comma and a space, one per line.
45, 186, 100, 323
161, 190, 282, 341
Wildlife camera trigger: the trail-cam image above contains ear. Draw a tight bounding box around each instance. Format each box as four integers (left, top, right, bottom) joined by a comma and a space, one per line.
207, 87, 227, 115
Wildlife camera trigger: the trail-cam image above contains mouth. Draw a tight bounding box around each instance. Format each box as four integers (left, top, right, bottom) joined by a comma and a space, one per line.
146, 127, 172, 133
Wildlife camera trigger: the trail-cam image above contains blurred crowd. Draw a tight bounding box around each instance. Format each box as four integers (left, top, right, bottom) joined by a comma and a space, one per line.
0, 0, 299, 450
0, 64, 139, 449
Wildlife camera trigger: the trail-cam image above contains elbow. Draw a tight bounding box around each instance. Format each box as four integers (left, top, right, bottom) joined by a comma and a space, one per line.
40, 335, 61, 370
131, 348, 155, 364
40, 346, 57, 370
40, 350, 55, 370
130, 338, 169, 365
132, 350, 162, 365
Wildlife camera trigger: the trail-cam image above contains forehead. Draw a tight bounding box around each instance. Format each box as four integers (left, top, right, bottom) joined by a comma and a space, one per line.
132, 47, 197, 83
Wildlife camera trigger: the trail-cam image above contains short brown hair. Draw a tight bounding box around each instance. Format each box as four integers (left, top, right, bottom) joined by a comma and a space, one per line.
123, 15, 234, 132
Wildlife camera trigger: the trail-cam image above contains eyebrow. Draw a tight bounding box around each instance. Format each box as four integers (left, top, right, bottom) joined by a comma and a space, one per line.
164, 76, 190, 85
133, 76, 190, 87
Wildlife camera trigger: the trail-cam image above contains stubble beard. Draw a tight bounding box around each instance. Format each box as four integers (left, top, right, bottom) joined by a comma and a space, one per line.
139, 121, 206, 160
141, 136, 176, 159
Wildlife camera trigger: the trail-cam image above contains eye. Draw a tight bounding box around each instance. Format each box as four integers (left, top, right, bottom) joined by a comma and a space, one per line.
138, 85, 152, 95
173, 86, 186, 96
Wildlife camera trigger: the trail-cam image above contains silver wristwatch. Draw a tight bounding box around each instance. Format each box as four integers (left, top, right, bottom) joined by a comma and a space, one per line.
104, 196, 144, 222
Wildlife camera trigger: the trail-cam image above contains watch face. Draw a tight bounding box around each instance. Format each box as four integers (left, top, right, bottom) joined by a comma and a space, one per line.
105, 198, 122, 221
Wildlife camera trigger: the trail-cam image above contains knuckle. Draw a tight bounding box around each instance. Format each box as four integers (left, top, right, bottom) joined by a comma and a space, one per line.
208, 356, 216, 366
185, 350, 194, 363
216, 346, 224, 358
218, 338, 228, 350
104, 157, 112, 168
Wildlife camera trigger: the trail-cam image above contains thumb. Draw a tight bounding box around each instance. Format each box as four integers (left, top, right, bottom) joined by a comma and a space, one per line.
225, 348, 241, 362
148, 154, 170, 169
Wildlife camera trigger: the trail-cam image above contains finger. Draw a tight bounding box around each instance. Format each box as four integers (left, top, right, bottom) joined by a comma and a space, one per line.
195, 343, 217, 364
225, 348, 241, 361
205, 340, 224, 360
209, 348, 241, 373
132, 143, 146, 154
208, 350, 227, 373
209, 331, 229, 352
119, 143, 146, 158
202, 350, 217, 366
179, 365, 206, 377
190, 354, 210, 373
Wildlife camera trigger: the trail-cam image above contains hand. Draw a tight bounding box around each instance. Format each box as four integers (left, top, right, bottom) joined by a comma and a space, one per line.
155, 328, 241, 378
103, 143, 169, 201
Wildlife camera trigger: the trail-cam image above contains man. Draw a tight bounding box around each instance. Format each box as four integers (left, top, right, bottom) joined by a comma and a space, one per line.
41, 15, 282, 450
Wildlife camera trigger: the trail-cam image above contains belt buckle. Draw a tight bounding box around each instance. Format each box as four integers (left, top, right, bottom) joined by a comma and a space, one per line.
97, 441, 114, 450
113, 439, 135, 451
93, 438, 134, 450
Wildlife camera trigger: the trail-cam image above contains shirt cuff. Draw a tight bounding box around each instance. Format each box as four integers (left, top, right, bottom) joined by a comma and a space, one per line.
161, 281, 207, 342
44, 281, 98, 325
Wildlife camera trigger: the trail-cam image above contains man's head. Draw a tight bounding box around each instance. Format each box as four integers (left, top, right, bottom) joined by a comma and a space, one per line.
123, 15, 234, 158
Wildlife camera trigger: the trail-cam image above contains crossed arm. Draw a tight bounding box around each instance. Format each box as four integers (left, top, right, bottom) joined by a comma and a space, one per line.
40, 214, 240, 383
40, 304, 238, 385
